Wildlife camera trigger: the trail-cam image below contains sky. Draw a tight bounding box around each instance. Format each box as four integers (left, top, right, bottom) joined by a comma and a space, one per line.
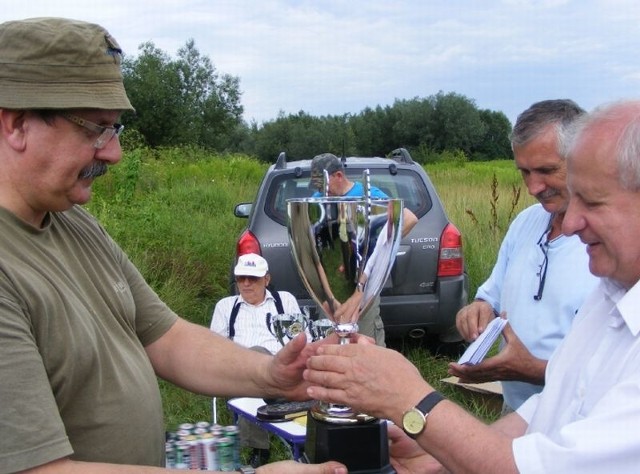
4, 0, 640, 126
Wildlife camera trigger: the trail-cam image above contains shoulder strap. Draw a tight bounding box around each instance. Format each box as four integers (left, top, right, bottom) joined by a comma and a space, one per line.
228, 297, 241, 340
230, 289, 285, 340
265, 285, 285, 334
271, 287, 284, 315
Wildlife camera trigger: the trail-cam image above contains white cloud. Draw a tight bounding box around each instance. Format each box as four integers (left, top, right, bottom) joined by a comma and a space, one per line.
4, 0, 640, 124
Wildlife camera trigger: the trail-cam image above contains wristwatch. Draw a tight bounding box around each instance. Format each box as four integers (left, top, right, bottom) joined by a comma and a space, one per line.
356, 281, 365, 292
237, 466, 256, 474
401, 391, 445, 439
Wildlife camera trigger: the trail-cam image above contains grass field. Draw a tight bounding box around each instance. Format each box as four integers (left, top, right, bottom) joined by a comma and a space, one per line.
87, 148, 535, 461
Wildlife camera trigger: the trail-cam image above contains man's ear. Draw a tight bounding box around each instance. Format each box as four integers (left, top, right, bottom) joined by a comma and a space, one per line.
0, 109, 28, 151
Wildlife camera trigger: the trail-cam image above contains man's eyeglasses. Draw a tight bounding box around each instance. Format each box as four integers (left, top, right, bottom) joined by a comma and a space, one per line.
533, 229, 550, 301
236, 275, 262, 284
62, 114, 124, 149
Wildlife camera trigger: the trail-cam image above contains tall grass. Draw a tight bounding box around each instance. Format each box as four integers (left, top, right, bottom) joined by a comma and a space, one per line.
426, 161, 535, 297
87, 149, 531, 458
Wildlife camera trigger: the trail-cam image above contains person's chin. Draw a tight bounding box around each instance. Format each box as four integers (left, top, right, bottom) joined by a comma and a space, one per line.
538, 198, 565, 214
71, 185, 93, 205
586, 245, 608, 275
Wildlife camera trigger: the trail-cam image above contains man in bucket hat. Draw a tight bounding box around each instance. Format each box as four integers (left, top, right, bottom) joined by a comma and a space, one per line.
0, 17, 345, 474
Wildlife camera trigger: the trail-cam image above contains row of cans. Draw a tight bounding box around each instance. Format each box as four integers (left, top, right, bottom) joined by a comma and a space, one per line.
165, 421, 241, 471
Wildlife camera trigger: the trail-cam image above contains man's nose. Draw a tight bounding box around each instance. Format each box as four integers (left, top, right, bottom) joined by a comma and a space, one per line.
562, 200, 582, 236
525, 174, 546, 197
94, 135, 122, 165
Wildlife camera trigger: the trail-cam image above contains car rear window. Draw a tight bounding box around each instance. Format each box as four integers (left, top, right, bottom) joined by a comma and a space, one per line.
266, 169, 433, 225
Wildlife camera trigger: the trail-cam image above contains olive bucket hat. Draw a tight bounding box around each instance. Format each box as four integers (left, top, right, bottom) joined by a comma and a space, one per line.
0, 17, 133, 111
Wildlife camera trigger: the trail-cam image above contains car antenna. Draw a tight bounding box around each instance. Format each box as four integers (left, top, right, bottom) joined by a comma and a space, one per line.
275, 151, 287, 169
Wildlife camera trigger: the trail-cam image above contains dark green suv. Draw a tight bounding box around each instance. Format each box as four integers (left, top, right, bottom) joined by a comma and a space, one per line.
232, 148, 468, 343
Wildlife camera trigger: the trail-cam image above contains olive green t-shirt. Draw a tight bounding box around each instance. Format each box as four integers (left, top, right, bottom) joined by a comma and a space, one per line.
0, 206, 178, 473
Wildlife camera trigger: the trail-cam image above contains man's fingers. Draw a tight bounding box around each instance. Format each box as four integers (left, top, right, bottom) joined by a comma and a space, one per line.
306, 384, 349, 406
278, 332, 307, 363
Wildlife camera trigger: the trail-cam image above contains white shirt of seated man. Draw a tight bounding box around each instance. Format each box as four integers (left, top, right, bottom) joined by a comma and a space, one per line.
210, 253, 305, 355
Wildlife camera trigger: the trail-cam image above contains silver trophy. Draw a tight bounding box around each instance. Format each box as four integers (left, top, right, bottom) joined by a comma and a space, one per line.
286, 169, 402, 473
267, 312, 309, 346
268, 306, 335, 345
309, 317, 335, 340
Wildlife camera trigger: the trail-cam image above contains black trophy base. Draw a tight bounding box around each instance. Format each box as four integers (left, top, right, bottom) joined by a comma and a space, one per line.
303, 415, 395, 474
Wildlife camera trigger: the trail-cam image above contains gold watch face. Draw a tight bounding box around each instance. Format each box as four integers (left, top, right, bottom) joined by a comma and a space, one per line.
402, 408, 425, 436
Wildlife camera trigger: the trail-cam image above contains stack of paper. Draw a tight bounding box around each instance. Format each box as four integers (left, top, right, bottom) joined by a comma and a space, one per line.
457, 317, 507, 365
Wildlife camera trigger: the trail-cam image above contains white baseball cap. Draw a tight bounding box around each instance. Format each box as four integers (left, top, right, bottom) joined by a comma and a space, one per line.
234, 253, 269, 277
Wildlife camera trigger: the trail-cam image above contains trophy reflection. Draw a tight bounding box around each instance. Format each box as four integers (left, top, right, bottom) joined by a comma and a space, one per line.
287, 170, 402, 473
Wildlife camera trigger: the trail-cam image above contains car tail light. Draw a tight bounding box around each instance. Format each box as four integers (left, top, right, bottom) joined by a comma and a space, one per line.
236, 230, 261, 257
437, 223, 464, 277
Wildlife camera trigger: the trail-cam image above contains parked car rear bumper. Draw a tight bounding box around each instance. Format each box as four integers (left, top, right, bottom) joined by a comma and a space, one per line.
296, 274, 467, 339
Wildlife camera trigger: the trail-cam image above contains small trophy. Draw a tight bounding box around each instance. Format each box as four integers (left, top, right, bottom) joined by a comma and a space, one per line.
310, 317, 335, 340
287, 170, 402, 473
267, 312, 309, 346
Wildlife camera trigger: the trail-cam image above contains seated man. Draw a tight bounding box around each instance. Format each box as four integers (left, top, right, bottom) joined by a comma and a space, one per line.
210, 253, 302, 466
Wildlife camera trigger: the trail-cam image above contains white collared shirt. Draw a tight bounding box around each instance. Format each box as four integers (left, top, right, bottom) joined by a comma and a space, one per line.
210, 289, 302, 354
513, 278, 640, 473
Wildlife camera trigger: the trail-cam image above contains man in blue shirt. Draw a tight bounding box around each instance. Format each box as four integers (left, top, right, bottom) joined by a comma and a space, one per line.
450, 100, 599, 412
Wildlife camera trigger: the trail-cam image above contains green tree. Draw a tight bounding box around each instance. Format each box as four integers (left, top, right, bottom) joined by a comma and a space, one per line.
475, 109, 513, 160
252, 111, 355, 162
390, 97, 436, 150
350, 105, 395, 156
122, 42, 182, 147
122, 39, 244, 151
249, 91, 511, 162
429, 91, 486, 155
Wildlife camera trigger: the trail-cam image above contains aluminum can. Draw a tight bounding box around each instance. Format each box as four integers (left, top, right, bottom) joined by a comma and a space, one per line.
200, 433, 218, 471
216, 436, 235, 471
196, 420, 211, 431
211, 428, 224, 440
210, 424, 224, 437
178, 422, 195, 433
223, 425, 240, 468
165, 442, 176, 469
185, 435, 201, 470
175, 440, 190, 470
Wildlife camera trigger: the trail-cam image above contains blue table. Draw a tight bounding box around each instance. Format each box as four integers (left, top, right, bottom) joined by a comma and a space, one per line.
226, 397, 307, 460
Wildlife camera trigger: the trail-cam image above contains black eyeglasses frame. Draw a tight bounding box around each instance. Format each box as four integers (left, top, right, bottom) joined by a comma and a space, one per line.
533, 220, 553, 301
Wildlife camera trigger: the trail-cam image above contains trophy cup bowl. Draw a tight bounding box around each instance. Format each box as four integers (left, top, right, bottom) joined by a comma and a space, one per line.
286, 179, 403, 473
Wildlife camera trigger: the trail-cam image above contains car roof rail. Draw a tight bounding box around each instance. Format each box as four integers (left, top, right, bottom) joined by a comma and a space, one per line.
275, 151, 287, 169
389, 147, 415, 164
